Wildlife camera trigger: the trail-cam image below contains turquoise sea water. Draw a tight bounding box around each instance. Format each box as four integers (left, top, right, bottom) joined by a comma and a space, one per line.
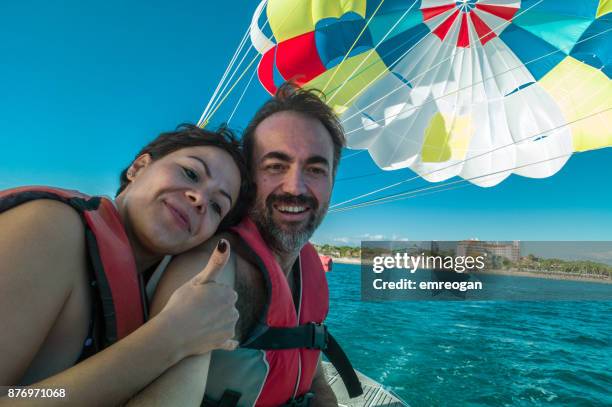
325, 264, 612, 406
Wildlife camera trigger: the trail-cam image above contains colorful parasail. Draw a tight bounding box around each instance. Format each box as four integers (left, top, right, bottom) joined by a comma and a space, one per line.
250, 0, 612, 186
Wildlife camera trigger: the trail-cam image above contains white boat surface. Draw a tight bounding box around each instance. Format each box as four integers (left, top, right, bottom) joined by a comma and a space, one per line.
323, 362, 409, 407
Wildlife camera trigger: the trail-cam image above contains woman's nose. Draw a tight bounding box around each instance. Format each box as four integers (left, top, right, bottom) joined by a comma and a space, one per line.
186, 189, 208, 213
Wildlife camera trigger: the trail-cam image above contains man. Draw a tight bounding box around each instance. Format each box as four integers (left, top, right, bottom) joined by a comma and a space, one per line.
137, 83, 360, 407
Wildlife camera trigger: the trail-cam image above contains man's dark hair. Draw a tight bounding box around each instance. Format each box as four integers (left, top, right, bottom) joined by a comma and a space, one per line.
116, 124, 251, 229
242, 82, 346, 177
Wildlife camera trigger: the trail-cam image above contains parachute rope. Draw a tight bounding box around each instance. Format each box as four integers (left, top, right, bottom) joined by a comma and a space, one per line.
335, 0, 547, 121
199, 19, 253, 127
330, 152, 574, 213
331, 107, 612, 211
341, 27, 612, 134
202, 46, 258, 125
201, 9, 272, 127
202, 0, 304, 126
331, 181, 472, 213
202, 55, 259, 127
336, 30, 611, 183
327, 0, 420, 104
336, 28, 612, 188
341, 150, 366, 160
321, 0, 388, 96
227, 68, 258, 125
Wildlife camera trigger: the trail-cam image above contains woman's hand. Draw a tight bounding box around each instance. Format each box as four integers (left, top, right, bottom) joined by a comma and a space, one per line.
156, 239, 239, 358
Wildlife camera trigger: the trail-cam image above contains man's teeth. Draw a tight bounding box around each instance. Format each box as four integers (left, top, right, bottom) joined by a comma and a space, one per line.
277, 205, 306, 213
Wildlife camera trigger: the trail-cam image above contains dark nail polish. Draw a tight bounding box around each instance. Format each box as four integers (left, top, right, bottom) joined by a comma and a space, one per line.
217, 239, 227, 253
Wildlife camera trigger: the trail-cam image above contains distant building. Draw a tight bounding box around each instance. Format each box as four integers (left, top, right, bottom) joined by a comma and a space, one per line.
431, 241, 440, 254
456, 240, 520, 262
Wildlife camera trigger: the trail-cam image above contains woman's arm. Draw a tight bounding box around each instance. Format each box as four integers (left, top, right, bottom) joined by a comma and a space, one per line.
0, 201, 237, 406
126, 237, 237, 407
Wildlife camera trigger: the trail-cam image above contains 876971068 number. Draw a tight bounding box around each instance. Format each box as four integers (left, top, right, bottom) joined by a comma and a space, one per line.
3, 387, 67, 400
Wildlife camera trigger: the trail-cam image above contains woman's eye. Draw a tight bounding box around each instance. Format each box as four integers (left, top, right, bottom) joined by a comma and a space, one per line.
182, 167, 199, 182
211, 201, 222, 215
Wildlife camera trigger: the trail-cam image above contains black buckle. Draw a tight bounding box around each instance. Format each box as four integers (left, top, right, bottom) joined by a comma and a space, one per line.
284, 392, 315, 407
309, 323, 328, 350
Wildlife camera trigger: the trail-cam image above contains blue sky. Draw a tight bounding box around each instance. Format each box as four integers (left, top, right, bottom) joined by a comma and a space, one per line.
1, 0, 611, 245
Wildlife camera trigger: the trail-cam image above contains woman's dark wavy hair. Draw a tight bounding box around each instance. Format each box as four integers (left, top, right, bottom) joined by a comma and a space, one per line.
242, 82, 346, 178
116, 124, 252, 229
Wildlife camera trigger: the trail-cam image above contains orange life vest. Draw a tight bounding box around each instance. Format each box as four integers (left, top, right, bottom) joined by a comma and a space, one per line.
204, 217, 361, 407
0, 186, 145, 348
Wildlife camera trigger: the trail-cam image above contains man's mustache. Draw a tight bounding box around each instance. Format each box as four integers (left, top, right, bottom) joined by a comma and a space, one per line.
266, 193, 318, 211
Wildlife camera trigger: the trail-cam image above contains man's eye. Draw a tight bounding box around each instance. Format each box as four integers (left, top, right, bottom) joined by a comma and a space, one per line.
309, 167, 327, 176
210, 201, 222, 215
266, 163, 285, 172
182, 167, 199, 182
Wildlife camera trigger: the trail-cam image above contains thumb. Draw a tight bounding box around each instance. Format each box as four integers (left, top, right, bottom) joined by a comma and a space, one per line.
193, 239, 230, 284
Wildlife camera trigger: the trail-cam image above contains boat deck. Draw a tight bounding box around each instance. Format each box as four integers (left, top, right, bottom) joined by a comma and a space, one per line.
323, 362, 409, 407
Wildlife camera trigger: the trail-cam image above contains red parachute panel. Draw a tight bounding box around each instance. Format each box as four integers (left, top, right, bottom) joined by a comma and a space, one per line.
276, 31, 326, 87
258, 48, 278, 95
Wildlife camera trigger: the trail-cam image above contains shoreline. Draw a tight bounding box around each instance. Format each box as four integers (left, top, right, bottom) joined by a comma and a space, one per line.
330, 256, 361, 265
329, 257, 612, 284
473, 268, 612, 285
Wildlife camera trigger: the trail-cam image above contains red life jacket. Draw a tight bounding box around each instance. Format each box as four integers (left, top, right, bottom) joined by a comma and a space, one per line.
0, 186, 145, 347
204, 217, 361, 407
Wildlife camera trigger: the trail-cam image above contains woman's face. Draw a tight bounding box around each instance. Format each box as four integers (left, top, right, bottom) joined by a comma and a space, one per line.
120, 145, 241, 256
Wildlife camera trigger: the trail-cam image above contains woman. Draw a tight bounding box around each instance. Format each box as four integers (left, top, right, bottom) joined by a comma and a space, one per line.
0, 124, 250, 405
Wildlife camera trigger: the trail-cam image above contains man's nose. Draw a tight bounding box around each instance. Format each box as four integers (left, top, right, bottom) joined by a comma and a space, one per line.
185, 189, 208, 214
282, 168, 308, 196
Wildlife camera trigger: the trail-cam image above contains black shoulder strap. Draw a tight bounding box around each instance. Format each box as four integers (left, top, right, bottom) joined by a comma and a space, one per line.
243, 323, 363, 398
202, 390, 242, 407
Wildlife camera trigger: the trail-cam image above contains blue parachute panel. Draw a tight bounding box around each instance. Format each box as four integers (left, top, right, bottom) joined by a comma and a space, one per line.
499, 23, 566, 80
570, 16, 612, 78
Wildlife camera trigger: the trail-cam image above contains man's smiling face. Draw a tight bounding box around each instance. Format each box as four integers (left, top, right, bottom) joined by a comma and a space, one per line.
250, 110, 334, 254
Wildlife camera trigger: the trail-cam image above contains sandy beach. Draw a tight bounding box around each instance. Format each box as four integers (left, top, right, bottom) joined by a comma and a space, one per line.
330, 256, 361, 265
330, 258, 611, 284
473, 268, 612, 284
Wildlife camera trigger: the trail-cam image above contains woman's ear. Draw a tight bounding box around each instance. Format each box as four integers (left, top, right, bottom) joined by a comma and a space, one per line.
126, 154, 153, 181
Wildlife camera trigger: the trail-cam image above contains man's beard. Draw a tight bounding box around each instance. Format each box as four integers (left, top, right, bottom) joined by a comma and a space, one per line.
250, 192, 328, 254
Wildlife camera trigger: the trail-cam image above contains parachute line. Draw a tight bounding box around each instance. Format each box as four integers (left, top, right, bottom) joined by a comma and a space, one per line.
203, 46, 257, 124
341, 27, 612, 133
205, 4, 276, 125
327, 1, 421, 104
227, 67, 258, 125
321, 0, 388, 95
341, 150, 366, 160
202, 0, 303, 126
202, 54, 260, 126
330, 183, 472, 213
336, 0, 547, 121
330, 152, 574, 213
199, 20, 253, 127
331, 107, 612, 210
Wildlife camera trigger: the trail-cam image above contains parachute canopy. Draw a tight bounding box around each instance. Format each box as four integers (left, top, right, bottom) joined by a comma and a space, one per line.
251, 0, 612, 186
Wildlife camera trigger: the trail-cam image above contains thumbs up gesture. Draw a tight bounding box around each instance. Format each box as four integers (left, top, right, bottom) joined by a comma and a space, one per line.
158, 239, 240, 357
192, 239, 231, 285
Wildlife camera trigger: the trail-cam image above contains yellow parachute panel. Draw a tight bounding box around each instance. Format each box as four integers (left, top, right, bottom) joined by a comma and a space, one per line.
267, 0, 367, 42
421, 113, 452, 163
539, 56, 612, 152
305, 50, 388, 113
596, 0, 612, 17
420, 113, 473, 163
